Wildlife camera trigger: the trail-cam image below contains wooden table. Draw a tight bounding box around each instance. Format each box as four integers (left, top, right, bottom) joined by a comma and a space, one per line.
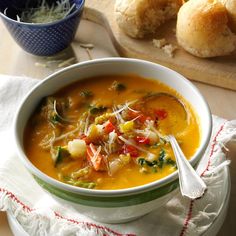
0, 19, 235, 236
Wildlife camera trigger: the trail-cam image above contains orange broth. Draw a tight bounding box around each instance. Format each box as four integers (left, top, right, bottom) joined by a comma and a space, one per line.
24, 74, 200, 190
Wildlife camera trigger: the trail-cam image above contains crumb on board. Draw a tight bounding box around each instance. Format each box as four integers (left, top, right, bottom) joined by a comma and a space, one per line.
79, 43, 94, 49
79, 42, 94, 60
34, 56, 77, 68
58, 57, 76, 68
34, 62, 48, 68
162, 44, 178, 58
85, 48, 93, 60
152, 38, 178, 58
34, 42, 95, 67
153, 38, 167, 48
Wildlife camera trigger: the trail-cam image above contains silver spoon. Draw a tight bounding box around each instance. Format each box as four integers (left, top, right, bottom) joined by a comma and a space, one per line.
167, 135, 207, 199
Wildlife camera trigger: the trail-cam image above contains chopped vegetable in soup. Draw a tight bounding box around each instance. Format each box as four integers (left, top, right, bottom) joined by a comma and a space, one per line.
24, 75, 200, 190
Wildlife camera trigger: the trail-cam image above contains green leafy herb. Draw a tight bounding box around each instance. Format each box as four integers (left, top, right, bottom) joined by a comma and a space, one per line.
166, 158, 177, 169
71, 167, 90, 179
52, 99, 75, 124
43, 97, 73, 125
147, 160, 157, 167
138, 158, 159, 173
80, 90, 93, 98
66, 179, 96, 189
50, 114, 60, 124
138, 158, 157, 167
158, 149, 166, 168
55, 146, 70, 166
110, 81, 126, 92
138, 149, 167, 171
138, 158, 146, 166
160, 137, 167, 145
152, 166, 158, 173
89, 106, 107, 115
116, 83, 126, 91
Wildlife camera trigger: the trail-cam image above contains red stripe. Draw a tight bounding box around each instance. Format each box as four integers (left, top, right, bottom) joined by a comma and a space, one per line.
179, 200, 194, 236
179, 123, 226, 236
0, 188, 32, 212
54, 211, 135, 236
201, 124, 225, 177
0, 188, 135, 236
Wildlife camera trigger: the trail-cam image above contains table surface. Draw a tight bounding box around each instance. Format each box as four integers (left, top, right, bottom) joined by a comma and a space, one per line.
0, 19, 235, 236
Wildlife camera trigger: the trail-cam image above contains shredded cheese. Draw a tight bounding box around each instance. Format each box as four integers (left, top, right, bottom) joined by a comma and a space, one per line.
79, 43, 94, 49
84, 113, 90, 136
3, 8, 8, 15
90, 145, 102, 163
145, 120, 166, 140
39, 131, 56, 149
19, 0, 75, 24
85, 48, 93, 60
112, 101, 136, 116
53, 126, 80, 143
57, 57, 76, 68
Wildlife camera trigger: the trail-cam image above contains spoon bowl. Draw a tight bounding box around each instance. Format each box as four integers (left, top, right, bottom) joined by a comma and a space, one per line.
167, 135, 207, 199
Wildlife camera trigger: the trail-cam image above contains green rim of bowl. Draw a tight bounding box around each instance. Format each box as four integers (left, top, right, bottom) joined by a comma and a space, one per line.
34, 175, 179, 208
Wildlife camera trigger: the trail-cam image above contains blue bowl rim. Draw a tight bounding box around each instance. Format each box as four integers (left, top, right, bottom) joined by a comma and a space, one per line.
0, 0, 85, 27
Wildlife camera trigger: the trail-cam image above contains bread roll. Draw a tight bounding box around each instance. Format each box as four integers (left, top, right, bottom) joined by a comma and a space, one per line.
176, 0, 236, 58
219, 0, 236, 32
115, 0, 183, 38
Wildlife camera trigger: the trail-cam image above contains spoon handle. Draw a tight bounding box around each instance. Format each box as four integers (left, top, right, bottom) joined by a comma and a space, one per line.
168, 135, 207, 199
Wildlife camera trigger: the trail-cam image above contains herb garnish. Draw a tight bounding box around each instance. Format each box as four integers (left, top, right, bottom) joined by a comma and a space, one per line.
80, 90, 93, 98
55, 146, 70, 166
158, 149, 166, 168
110, 81, 126, 92
89, 106, 107, 115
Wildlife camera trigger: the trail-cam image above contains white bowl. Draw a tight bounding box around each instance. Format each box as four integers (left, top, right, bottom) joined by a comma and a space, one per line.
14, 58, 212, 223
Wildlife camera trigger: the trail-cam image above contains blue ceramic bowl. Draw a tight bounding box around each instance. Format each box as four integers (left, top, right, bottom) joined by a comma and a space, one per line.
0, 0, 84, 56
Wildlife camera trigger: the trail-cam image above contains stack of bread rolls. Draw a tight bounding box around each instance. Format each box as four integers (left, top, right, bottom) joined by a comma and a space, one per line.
115, 0, 236, 58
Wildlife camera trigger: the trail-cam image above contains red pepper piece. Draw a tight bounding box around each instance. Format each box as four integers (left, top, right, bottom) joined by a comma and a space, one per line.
79, 134, 90, 145
127, 110, 152, 123
154, 109, 168, 120
104, 120, 116, 134
135, 136, 150, 145
122, 144, 139, 157
137, 114, 152, 123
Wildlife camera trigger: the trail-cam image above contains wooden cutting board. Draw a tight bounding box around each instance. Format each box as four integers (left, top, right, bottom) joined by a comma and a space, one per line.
83, 0, 236, 90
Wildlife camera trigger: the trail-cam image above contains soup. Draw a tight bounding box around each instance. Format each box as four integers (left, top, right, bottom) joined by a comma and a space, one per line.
24, 74, 200, 190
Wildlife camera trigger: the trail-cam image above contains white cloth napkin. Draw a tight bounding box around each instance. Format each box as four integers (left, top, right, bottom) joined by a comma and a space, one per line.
0, 74, 235, 236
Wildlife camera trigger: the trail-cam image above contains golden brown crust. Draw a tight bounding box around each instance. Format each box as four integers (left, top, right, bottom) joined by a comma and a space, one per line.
115, 0, 183, 38
219, 0, 236, 32
176, 0, 236, 57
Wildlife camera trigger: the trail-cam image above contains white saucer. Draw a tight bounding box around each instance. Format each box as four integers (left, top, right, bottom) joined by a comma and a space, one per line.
7, 211, 28, 236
